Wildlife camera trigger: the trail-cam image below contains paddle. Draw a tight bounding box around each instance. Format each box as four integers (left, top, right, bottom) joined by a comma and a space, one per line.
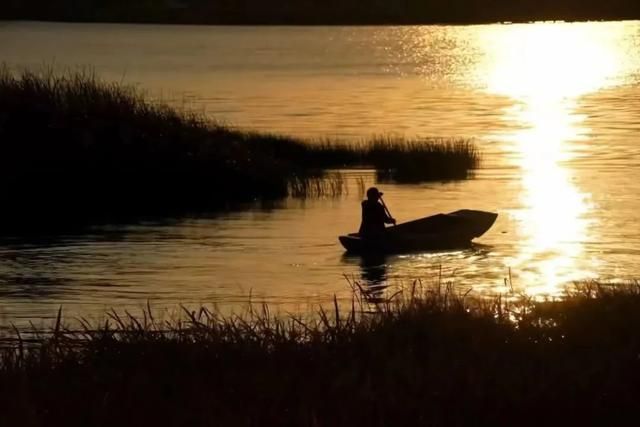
379, 196, 396, 226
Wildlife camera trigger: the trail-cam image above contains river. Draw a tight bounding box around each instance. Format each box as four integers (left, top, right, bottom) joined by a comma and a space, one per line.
1, 20, 640, 327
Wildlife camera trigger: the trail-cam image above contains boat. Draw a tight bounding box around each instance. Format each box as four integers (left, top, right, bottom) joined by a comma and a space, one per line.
338, 209, 497, 254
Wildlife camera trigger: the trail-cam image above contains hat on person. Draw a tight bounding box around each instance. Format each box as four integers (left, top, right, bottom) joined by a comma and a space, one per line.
366, 187, 383, 199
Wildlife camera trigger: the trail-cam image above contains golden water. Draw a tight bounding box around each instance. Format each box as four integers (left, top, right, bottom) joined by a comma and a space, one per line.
1, 21, 640, 326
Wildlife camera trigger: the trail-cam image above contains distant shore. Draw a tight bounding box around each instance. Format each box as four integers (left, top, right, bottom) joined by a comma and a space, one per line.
2, 0, 640, 26
3, 16, 640, 27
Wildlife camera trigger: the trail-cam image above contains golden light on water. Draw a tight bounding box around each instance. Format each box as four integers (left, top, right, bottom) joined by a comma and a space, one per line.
507, 98, 593, 295
480, 23, 623, 99
475, 23, 631, 294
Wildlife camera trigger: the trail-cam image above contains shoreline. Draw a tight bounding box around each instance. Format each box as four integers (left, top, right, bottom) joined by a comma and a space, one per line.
1, 281, 638, 425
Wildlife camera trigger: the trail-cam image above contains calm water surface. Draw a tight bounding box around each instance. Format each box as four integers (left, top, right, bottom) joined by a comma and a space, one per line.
1, 21, 640, 327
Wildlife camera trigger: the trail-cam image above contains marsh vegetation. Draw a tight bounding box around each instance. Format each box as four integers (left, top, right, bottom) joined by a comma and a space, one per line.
0, 68, 479, 228
1, 280, 638, 426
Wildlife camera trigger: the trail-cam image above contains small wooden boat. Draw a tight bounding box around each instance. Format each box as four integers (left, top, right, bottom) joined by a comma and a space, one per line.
339, 209, 497, 254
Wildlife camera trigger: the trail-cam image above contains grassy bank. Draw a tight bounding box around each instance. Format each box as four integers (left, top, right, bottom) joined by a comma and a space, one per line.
0, 68, 478, 228
1, 281, 640, 426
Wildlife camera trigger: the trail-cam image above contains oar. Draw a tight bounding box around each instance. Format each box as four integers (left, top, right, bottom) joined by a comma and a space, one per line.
379, 196, 396, 226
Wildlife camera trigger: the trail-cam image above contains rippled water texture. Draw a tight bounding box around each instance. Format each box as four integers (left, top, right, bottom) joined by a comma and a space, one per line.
1, 21, 640, 326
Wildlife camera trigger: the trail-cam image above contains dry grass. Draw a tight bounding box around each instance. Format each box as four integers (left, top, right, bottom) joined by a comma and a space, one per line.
1, 280, 639, 426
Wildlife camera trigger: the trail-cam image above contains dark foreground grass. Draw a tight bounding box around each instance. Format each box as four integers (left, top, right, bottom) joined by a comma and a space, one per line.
0, 68, 478, 229
1, 281, 640, 427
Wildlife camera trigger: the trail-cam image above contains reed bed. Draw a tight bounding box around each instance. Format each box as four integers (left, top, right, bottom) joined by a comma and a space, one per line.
0, 67, 290, 226
286, 136, 479, 182
0, 67, 479, 228
1, 280, 639, 426
368, 136, 479, 182
288, 172, 349, 198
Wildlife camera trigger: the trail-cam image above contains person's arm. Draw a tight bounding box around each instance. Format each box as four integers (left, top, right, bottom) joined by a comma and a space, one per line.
380, 204, 396, 225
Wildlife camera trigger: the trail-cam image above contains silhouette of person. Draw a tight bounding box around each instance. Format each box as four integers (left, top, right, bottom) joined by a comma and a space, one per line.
359, 187, 396, 236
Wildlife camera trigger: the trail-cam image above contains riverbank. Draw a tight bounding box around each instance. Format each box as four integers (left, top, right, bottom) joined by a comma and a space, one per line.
1, 281, 638, 426
0, 68, 478, 229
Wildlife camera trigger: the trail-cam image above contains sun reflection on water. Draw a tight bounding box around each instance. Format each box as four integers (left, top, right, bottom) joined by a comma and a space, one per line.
474, 23, 631, 295
505, 98, 593, 295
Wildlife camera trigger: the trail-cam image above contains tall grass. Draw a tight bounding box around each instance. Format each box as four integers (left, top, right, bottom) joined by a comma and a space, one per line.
369, 137, 479, 181
0, 67, 293, 227
1, 280, 639, 426
288, 172, 349, 198
304, 137, 480, 182
0, 67, 480, 228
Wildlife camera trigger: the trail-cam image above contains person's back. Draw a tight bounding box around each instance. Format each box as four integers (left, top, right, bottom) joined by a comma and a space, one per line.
359, 187, 396, 237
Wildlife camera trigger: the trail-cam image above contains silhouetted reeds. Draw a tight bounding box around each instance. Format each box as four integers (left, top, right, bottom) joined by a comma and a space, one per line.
0, 67, 289, 227
367, 137, 479, 182
288, 172, 349, 198
0, 68, 479, 228
1, 280, 639, 426
289, 137, 479, 182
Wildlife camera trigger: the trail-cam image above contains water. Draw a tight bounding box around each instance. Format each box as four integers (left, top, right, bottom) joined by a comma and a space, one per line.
1, 20, 640, 327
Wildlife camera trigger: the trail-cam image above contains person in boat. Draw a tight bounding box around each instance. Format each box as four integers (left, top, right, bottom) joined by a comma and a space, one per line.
359, 187, 396, 237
